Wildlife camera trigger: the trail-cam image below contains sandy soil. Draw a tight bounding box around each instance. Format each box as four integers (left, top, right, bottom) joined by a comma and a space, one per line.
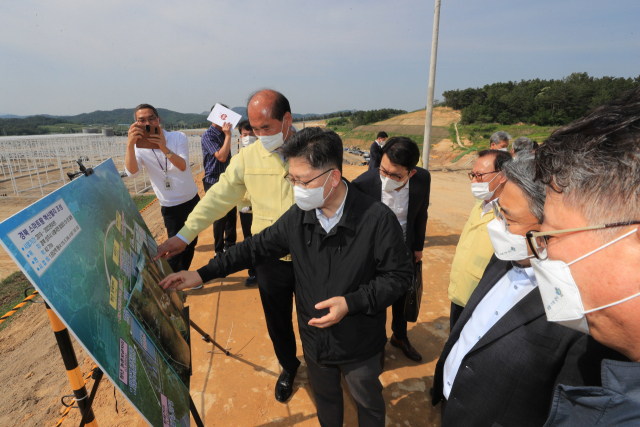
0, 164, 476, 427
374, 108, 460, 128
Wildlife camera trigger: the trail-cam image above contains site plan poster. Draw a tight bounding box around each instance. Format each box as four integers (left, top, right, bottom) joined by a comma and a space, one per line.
0, 159, 191, 427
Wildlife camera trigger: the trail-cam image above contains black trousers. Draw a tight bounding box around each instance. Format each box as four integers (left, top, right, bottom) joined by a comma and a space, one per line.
391, 294, 408, 340
450, 302, 465, 331
256, 259, 300, 373
305, 352, 385, 427
203, 180, 237, 254
239, 211, 256, 277
160, 194, 200, 273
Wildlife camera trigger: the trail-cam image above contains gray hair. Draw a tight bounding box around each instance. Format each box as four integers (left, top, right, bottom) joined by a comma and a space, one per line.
512, 137, 538, 155
502, 152, 546, 222
534, 87, 640, 241
490, 131, 511, 146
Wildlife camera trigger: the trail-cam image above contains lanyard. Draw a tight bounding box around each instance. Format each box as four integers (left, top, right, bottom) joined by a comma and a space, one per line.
152, 150, 168, 174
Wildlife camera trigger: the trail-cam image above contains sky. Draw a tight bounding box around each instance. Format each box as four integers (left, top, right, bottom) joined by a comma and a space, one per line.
0, 0, 638, 116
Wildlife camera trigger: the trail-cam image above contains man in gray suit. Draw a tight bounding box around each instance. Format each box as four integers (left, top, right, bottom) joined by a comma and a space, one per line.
432, 153, 620, 427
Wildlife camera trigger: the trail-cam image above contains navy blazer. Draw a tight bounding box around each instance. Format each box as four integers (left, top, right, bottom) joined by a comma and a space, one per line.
352, 167, 431, 252
432, 256, 623, 427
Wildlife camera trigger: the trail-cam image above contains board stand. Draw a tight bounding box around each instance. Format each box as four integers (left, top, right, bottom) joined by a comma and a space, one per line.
189, 319, 230, 356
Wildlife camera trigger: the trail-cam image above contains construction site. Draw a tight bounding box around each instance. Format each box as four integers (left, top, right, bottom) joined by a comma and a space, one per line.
0, 110, 479, 426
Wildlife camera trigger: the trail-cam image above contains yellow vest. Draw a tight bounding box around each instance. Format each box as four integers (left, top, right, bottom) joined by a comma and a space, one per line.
179, 140, 294, 242
448, 200, 496, 307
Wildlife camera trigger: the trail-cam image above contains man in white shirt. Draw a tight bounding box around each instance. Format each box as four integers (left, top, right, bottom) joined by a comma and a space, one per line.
353, 137, 431, 362
432, 153, 604, 427
124, 104, 200, 275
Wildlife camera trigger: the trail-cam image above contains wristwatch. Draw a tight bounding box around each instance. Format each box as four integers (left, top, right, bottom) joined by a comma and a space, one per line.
165, 149, 173, 159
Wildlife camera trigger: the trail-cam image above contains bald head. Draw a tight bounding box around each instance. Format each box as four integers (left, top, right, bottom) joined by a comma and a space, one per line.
247, 89, 293, 140
247, 89, 291, 121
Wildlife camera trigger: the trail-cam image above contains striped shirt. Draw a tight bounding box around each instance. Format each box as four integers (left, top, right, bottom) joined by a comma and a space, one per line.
201, 126, 230, 185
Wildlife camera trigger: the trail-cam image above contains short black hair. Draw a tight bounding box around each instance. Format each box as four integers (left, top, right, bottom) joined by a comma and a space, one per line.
377, 131, 388, 139
281, 127, 343, 173
477, 149, 512, 171
134, 104, 159, 120
210, 103, 230, 112
381, 137, 421, 170
237, 119, 252, 133
247, 89, 291, 121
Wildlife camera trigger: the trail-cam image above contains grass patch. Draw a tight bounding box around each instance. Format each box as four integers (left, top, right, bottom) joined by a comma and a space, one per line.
456, 123, 556, 150
0, 271, 36, 332
132, 194, 157, 211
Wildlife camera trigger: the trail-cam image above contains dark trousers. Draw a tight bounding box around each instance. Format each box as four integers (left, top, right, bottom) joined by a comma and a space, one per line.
203, 180, 237, 254
450, 302, 464, 331
391, 294, 408, 340
160, 194, 200, 273
255, 259, 300, 373
305, 352, 385, 427
239, 211, 256, 277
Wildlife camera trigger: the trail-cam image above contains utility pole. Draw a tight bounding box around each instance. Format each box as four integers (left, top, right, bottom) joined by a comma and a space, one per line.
422, 0, 442, 170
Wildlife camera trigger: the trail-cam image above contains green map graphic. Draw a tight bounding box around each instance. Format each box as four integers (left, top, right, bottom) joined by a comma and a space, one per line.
0, 159, 191, 427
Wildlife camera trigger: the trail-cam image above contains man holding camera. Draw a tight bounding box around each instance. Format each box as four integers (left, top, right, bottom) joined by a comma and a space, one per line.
125, 103, 200, 274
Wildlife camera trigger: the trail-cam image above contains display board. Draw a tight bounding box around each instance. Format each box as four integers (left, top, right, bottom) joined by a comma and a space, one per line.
0, 159, 191, 427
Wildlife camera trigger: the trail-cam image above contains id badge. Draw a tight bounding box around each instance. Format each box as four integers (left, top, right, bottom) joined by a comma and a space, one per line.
164, 177, 173, 190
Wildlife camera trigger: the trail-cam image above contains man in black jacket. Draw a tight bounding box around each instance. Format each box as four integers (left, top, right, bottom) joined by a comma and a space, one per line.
368, 131, 387, 170
353, 137, 430, 362
160, 127, 413, 427
432, 153, 611, 427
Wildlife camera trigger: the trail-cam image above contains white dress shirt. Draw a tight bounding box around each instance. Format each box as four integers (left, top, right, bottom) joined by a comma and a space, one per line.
316, 181, 348, 233
381, 178, 410, 238
481, 199, 496, 217
442, 263, 538, 399
125, 130, 198, 207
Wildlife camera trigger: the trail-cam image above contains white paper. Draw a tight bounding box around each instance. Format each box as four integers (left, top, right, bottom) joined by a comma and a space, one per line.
207, 104, 242, 129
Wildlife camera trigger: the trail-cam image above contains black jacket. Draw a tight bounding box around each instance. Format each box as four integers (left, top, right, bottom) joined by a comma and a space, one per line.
368, 141, 382, 170
432, 256, 619, 427
352, 167, 430, 252
197, 181, 413, 364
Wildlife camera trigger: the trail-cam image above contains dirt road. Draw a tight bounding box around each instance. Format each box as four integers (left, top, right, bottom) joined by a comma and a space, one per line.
0, 165, 475, 427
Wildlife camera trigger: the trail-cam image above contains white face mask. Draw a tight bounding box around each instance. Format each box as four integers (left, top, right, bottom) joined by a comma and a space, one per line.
531, 228, 640, 335
380, 173, 408, 192
241, 135, 256, 147
487, 218, 533, 261
498, 147, 509, 152
293, 171, 334, 211
471, 172, 501, 201
259, 120, 289, 152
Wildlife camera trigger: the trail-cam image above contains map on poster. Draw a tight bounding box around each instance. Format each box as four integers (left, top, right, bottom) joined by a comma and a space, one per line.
0, 159, 191, 427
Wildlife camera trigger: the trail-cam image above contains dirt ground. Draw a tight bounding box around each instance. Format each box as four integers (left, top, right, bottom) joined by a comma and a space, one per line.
374, 108, 460, 128
0, 164, 476, 427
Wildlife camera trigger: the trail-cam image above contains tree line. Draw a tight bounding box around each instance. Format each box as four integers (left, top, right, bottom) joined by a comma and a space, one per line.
0, 116, 67, 136
326, 108, 407, 129
443, 72, 640, 126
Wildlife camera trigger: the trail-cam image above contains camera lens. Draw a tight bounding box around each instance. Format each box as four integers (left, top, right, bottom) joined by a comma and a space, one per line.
146, 125, 150, 132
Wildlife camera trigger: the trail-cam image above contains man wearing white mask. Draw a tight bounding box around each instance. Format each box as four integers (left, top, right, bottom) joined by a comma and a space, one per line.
155, 90, 300, 402
432, 153, 615, 427
158, 127, 413, 427
489, 131, 511, 152
353, 137, 431, 362
448, 150, 511, 328
528, 88, 640, 426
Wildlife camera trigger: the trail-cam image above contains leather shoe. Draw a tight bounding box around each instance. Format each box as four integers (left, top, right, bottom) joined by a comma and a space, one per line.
245, 276, 257, 287
275, 368, 297, 402
390, 334, 422, 362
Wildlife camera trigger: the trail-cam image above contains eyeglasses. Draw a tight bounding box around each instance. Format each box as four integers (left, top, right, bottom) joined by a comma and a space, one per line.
492, 202, 540, 233
136, 115, 158, 124
380, 166, 408, 181
468, 171, 498, 181
526, 221, 640, 260
285, 168, 334, 188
